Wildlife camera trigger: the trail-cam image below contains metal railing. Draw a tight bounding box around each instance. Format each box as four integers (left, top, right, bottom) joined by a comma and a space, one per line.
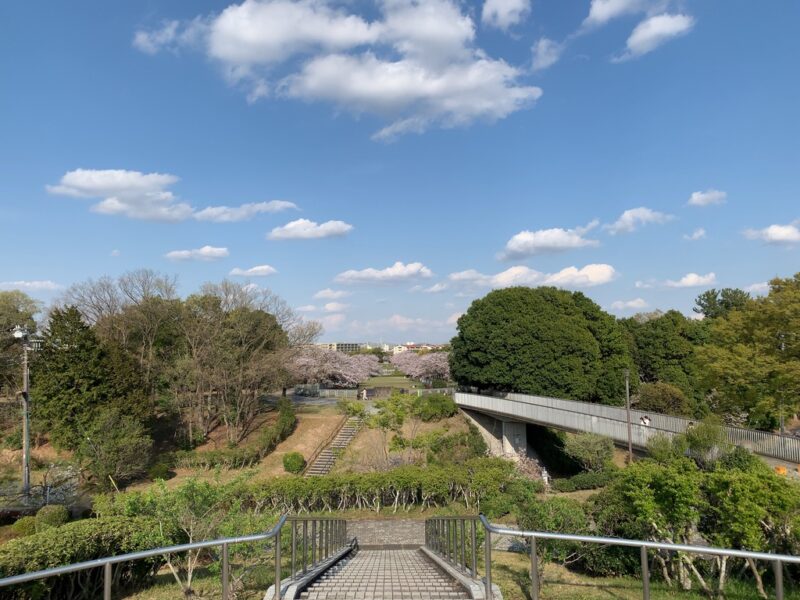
425, 515, 800, 600
0, 515, 348, 600
456, 391, 800, 463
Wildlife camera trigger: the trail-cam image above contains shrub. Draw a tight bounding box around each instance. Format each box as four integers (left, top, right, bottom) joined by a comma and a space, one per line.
517, 497, 589, 564
283, 452, 306, 474
147, 462, 172, 480
35, 505, 69, 532
11, 517, 36, 537
2, 428, 22, 450
563, 433, 614, 472
0, 517, 174, 599
635, 382, 693, 416
415, 394, 457, 422
337, 399, 366, 418
551, 469, 617, 493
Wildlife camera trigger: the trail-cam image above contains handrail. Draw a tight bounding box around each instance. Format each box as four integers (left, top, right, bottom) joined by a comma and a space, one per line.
0, 514, 350, 600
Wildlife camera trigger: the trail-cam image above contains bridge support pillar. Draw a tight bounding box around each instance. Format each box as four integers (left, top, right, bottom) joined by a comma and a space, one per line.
501, 420, 527, 461
461, 409, 527, 461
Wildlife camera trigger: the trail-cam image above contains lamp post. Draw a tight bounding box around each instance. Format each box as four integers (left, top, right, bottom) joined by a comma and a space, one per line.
624, 368, 633, 464
12, 325, 31, 496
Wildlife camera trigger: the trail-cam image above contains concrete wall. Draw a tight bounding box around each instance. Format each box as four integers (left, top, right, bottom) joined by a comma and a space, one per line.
348, 519, 425, 548
461, 409, 527, 461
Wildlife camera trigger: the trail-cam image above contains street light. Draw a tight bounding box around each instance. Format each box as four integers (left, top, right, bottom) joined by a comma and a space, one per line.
12, 325, 31, 496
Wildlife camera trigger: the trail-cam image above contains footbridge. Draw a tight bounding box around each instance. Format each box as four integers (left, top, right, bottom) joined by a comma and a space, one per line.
455, 391, 800, 464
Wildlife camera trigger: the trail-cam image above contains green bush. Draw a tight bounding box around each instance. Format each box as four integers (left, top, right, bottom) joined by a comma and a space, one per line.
147, 462, 172, 480
2, 428, 22, 450
337, 399, 366, 418
11, 516, 36, 537
551, 469, 616, 493
563, 433, 614, 472
635, 382, 693, 417
517, 497, 589, 564
415, 394, 457, 422
283, 452, 306, 474
35, 505, 69, 532
0, 517, 175, 599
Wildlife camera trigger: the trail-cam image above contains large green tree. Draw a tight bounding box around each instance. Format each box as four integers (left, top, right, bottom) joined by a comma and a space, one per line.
693, 288, 751, 319
449, 287, 635, 404
0, 290, 40, 395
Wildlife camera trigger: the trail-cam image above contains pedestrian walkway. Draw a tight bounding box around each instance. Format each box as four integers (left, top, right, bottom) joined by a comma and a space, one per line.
305, 417, 361, 476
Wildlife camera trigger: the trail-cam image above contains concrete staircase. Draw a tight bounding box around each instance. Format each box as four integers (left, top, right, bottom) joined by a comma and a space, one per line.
305, 417, 361, 476
298, 549, 471, 600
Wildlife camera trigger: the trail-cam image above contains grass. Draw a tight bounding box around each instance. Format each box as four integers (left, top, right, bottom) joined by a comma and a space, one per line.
362, 374, 420, 388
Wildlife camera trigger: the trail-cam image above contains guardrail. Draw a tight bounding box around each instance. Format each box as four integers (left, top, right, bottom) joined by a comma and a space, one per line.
456, 391, 800, 463
425, 515, 800, 600
0, 515, 348, 600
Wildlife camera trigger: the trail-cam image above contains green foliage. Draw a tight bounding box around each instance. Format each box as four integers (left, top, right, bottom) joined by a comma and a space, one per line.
634, 382, 693, 417
0, 517, 174, 599
147, 462, 172, 480
551, 469, 617, 493
527, 425, 581, 476
694, 288, 751, 319
35, 505, 69, 532
450, 287, 635, 404
517, 497, 589, 564
562, 433, 614, 472
684, 417, 729, 469
337, 399, 366, 418
283, 451, 306, 474
414, 393, 457, 421
2, 427, 22, 450
425, 424, 488, 464
174, 398, 296, 469
30, 306, 147, 451
645, 432, 687, 464
11, 516, 36, 537
0, 290, 39, 395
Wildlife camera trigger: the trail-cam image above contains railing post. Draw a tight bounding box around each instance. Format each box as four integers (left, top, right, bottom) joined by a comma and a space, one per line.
291, 522, 297, 577
471, 520, 477, 577
530, 537, 539, 600
640, 546, 649, 600
311, 520, 317, 567
460, 519, 466, 570
445, 520, 451, 562
484, 528, 492, 600
222, 542, 229, 600
774, 560, 784, 600
275, 526, 282, 600
103, 562, 112, 600
302, 520, 308, 574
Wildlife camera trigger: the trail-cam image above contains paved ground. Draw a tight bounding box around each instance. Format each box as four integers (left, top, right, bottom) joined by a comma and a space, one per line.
299, 549, 470, 600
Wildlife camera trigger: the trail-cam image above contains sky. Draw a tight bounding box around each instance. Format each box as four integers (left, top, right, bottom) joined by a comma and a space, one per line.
1, 0, 799, 343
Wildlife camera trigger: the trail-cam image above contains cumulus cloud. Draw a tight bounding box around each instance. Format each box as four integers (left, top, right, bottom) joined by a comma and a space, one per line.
605, 207, 673, 235
615, 13, 695, 61
0, 280, 62, 292
610, 298, 648, 310
195, 200, 297, 222
744, 221, 800, 245
320, 313, 347, 330
449, 263, 616, 289
688, 189, 726, 207
501, 220, 599, 260
745, 282, 769, 295
134, 0, 541, 139
165, 245, 230, 261
314, 288, 351, 299
323, 302, 349, 312
48, 168, 298, 222
336, 261, 433, 284
446, 312, 463, 325
665, 272, 716, 288
684, 228, 706, 241
531, 38, 564, 71
268, 218, 353, 240
482, 0, 530, 30
229, 264, 277, 276
583, 0, 648, 27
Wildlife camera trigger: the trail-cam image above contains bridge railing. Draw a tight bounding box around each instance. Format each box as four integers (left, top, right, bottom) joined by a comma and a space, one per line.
0, 515, 349, 600
456, 391, 800, 463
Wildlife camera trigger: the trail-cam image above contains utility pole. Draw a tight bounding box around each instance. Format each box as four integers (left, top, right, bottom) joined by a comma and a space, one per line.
624, 368, 633, 464
12, 325, 31, 496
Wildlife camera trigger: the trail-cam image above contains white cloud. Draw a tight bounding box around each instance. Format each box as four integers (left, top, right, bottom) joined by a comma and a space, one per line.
615, 13, 695, 61
745, 282, 769, 295
583, 0, 647, 27
320, 313, 347, 330
744, 221, 800, 245
482, 0, 530, 30
683, 228, 706, 241
296, 305, 317, 312
605, 207, 673, 235
314, 288, 351, 300
0, 280, 62, 292
532, 38, 564, 71
324, 302, 349, 312
135, 0, 541, 139
688, 189, 726, 207
449, 263, 617, 289
501, 220, 599, 259
268, 218, 353, 240
665, 272, 716, 288
610, 298, 648, 310
446, 312, 463, 325
424, 283, 448, 293
195, 200, 297, 222
635, 280, 655, 289
229, 264, 277, 276
165, 245, 230, 261
336, 261, 433, 284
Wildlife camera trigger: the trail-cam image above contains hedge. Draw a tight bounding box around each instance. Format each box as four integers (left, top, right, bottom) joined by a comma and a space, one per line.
174, 398, 296, 469
0, 517, 175, 599
35, 505, 69, 532
551, 469, 617, 493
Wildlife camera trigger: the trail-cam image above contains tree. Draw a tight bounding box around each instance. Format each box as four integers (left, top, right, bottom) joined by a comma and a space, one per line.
391, 351, 451, 382
0, 290, 40, 395
634, 382, 693, 417
31, 306, 147, 450
450, 287, 635, 404
563, 433, 614, 472
694, 288, 751, 319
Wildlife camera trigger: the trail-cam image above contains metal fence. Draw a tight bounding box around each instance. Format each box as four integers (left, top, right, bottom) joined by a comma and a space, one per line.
0, 515, 349, 600
455, 391, 800, 463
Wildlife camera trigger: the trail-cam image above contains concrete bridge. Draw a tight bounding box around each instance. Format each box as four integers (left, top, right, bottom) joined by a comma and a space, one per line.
456, 391, 800, 465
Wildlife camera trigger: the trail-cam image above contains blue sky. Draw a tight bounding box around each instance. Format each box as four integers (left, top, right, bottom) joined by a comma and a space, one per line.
1, 0, 799, 342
